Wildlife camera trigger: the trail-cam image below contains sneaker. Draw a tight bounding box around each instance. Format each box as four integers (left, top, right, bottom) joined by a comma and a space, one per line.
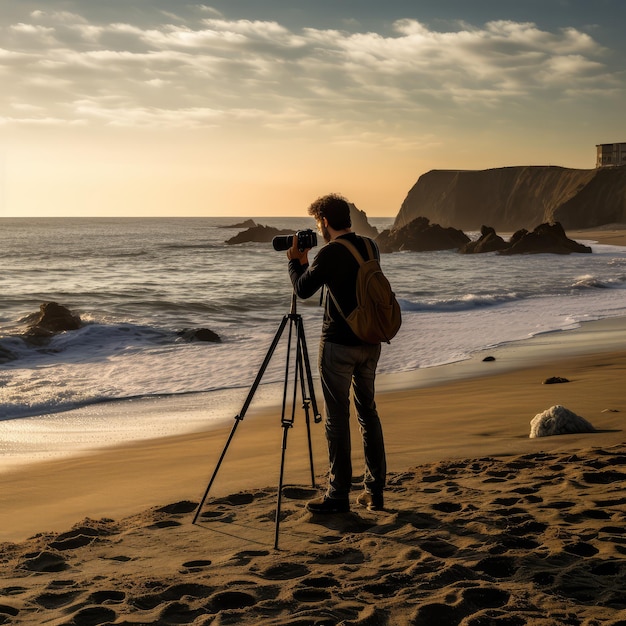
356, 490, 384, 511
306, 496, 350, 514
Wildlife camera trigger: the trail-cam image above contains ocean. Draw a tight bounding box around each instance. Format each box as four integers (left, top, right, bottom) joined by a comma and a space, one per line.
1, 217, 625, 465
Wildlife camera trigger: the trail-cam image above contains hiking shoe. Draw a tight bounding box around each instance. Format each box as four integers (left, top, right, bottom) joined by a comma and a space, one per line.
306, 496, 350, 514
356, 490, 384, 511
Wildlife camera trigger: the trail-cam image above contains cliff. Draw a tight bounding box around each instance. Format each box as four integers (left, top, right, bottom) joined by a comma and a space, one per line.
394, 166, 626, 231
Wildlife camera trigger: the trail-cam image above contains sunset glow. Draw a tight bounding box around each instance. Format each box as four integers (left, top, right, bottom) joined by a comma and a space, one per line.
1, 1, 624, 217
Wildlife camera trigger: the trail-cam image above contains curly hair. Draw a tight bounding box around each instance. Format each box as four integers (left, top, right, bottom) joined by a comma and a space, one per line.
307, 193, 351, 230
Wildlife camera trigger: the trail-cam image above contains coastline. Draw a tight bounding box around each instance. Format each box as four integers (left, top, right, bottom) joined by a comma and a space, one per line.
0, 227, 625, 625
0, 314, 624, 544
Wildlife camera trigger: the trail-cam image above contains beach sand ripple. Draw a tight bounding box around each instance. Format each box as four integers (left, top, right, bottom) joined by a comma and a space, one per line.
2, 445, 626, 625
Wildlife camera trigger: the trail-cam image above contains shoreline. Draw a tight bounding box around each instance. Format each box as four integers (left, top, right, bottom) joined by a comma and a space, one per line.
0, 226, 625, 625
0, 314, 624, 544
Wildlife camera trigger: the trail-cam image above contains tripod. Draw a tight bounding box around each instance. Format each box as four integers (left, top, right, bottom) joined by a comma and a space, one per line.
192, 292, 322, 549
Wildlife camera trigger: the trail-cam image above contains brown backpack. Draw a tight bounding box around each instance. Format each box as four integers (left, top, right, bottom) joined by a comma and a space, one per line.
328, 237, 402, 344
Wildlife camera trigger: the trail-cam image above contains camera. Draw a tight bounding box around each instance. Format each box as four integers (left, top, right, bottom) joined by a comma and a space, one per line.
272, 229, 318, 252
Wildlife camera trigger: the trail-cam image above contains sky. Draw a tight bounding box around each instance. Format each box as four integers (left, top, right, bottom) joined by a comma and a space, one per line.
1, 1, 624, 218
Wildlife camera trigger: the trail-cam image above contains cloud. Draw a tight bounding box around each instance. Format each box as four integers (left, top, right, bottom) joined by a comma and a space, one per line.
0, 9, 620, 140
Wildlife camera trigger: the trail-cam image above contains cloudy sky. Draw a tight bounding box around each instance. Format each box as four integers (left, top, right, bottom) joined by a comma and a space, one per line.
1, 0, 624, 217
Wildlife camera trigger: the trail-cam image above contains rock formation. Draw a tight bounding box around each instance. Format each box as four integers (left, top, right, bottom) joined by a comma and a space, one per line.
219, 219, 257, 229
375, 217, 470, 253
529, 405, 596, 438
460, 222, 592, 255
24, 302, 82, 340
225, 204, 377, 245
225, 224, 292, 245
500, 222, 592, 255
349, 203, 378, 238
459, 226, 509, 254
177, 328, 221, 343
395, 165, 626, 231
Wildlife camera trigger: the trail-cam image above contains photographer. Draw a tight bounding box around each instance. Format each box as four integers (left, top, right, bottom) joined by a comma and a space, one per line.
287, 193, 386, 514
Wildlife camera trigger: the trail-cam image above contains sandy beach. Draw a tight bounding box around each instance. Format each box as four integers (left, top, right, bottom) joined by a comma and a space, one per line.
0, 227, 625, 625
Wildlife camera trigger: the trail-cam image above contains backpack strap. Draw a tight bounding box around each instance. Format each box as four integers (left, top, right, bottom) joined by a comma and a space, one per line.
326, 237, 374, 320
332, 236, 375, 264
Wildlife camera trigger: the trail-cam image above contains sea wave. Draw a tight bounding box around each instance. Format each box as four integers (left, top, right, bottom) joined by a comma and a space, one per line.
398, 292, 520, 312
571, 274, 626, 289
0, 321, 218, 367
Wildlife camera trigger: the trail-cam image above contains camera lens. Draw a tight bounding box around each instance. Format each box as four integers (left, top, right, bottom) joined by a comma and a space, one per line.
272, 235, 293, 251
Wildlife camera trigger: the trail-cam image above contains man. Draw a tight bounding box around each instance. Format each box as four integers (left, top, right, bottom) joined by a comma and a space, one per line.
287, 193, 386, 514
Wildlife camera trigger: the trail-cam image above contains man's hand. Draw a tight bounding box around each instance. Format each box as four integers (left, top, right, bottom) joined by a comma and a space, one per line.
287, 234, 309, 265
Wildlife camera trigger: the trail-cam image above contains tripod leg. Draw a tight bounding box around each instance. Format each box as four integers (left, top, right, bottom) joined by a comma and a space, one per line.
193, 314, 289, 524
274, 422, 290, 550
241, 315, 290, 419
297, 317, 321, 487
298, 319, 321, 423
295, 324, 316, 488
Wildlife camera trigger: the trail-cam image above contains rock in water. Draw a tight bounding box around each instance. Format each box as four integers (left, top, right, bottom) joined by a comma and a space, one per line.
178, 328, 221, 343
375, 216, 470, 253
225, 224, 292, 245
25, 302, 82, 338
529, 405, 596, 438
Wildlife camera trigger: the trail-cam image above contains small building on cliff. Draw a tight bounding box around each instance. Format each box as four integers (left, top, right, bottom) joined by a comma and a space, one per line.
596, 142, 626, 167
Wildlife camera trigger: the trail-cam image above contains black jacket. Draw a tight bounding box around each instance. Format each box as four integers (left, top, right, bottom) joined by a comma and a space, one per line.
288, 233, 379, 345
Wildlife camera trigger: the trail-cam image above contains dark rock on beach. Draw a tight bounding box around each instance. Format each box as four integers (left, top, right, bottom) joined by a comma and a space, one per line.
543, 376, 570, 385
375, 216, 470, 253
177, 328, 222, 343
23, 302, 82, 342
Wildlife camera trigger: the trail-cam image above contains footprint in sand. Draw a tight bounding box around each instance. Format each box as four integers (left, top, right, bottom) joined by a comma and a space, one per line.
0, 587, 27, 596
419, 538, 458, 558
199, 509, 235, 523
148, 520, 181, 529
86, 590, 126, 604
0, 605, 20, 621
228, 550, 270, 566
33, 590, 83, 609
19, 551, 68, 573
155, 501, 198, 515
475, 555, 519, 578
74, 607, 118, 624
49, 527, 102, 550
131, 583, 214, 611
181, 559, 212, 572
563, 541, 600, 557
361, 573, 413, 598
211, 490, 269, 506
431, 501, 463, 513
299, 575, 340, 589
207, 590, 257, 611
583, 470, 626, 484
313, 547, 365, 565
260, 562, 310, 580
292, 587, 332, 602
281, 486, 318, 500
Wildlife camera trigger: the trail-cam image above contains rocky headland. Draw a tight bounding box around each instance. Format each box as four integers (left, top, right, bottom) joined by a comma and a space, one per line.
395, 165, 626, 231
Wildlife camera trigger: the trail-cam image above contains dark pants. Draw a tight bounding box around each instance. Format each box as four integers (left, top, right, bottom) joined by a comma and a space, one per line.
318, 340, 386, 500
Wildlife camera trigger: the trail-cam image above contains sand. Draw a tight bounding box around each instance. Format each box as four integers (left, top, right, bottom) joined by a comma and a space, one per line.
0, 228, 625, 625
